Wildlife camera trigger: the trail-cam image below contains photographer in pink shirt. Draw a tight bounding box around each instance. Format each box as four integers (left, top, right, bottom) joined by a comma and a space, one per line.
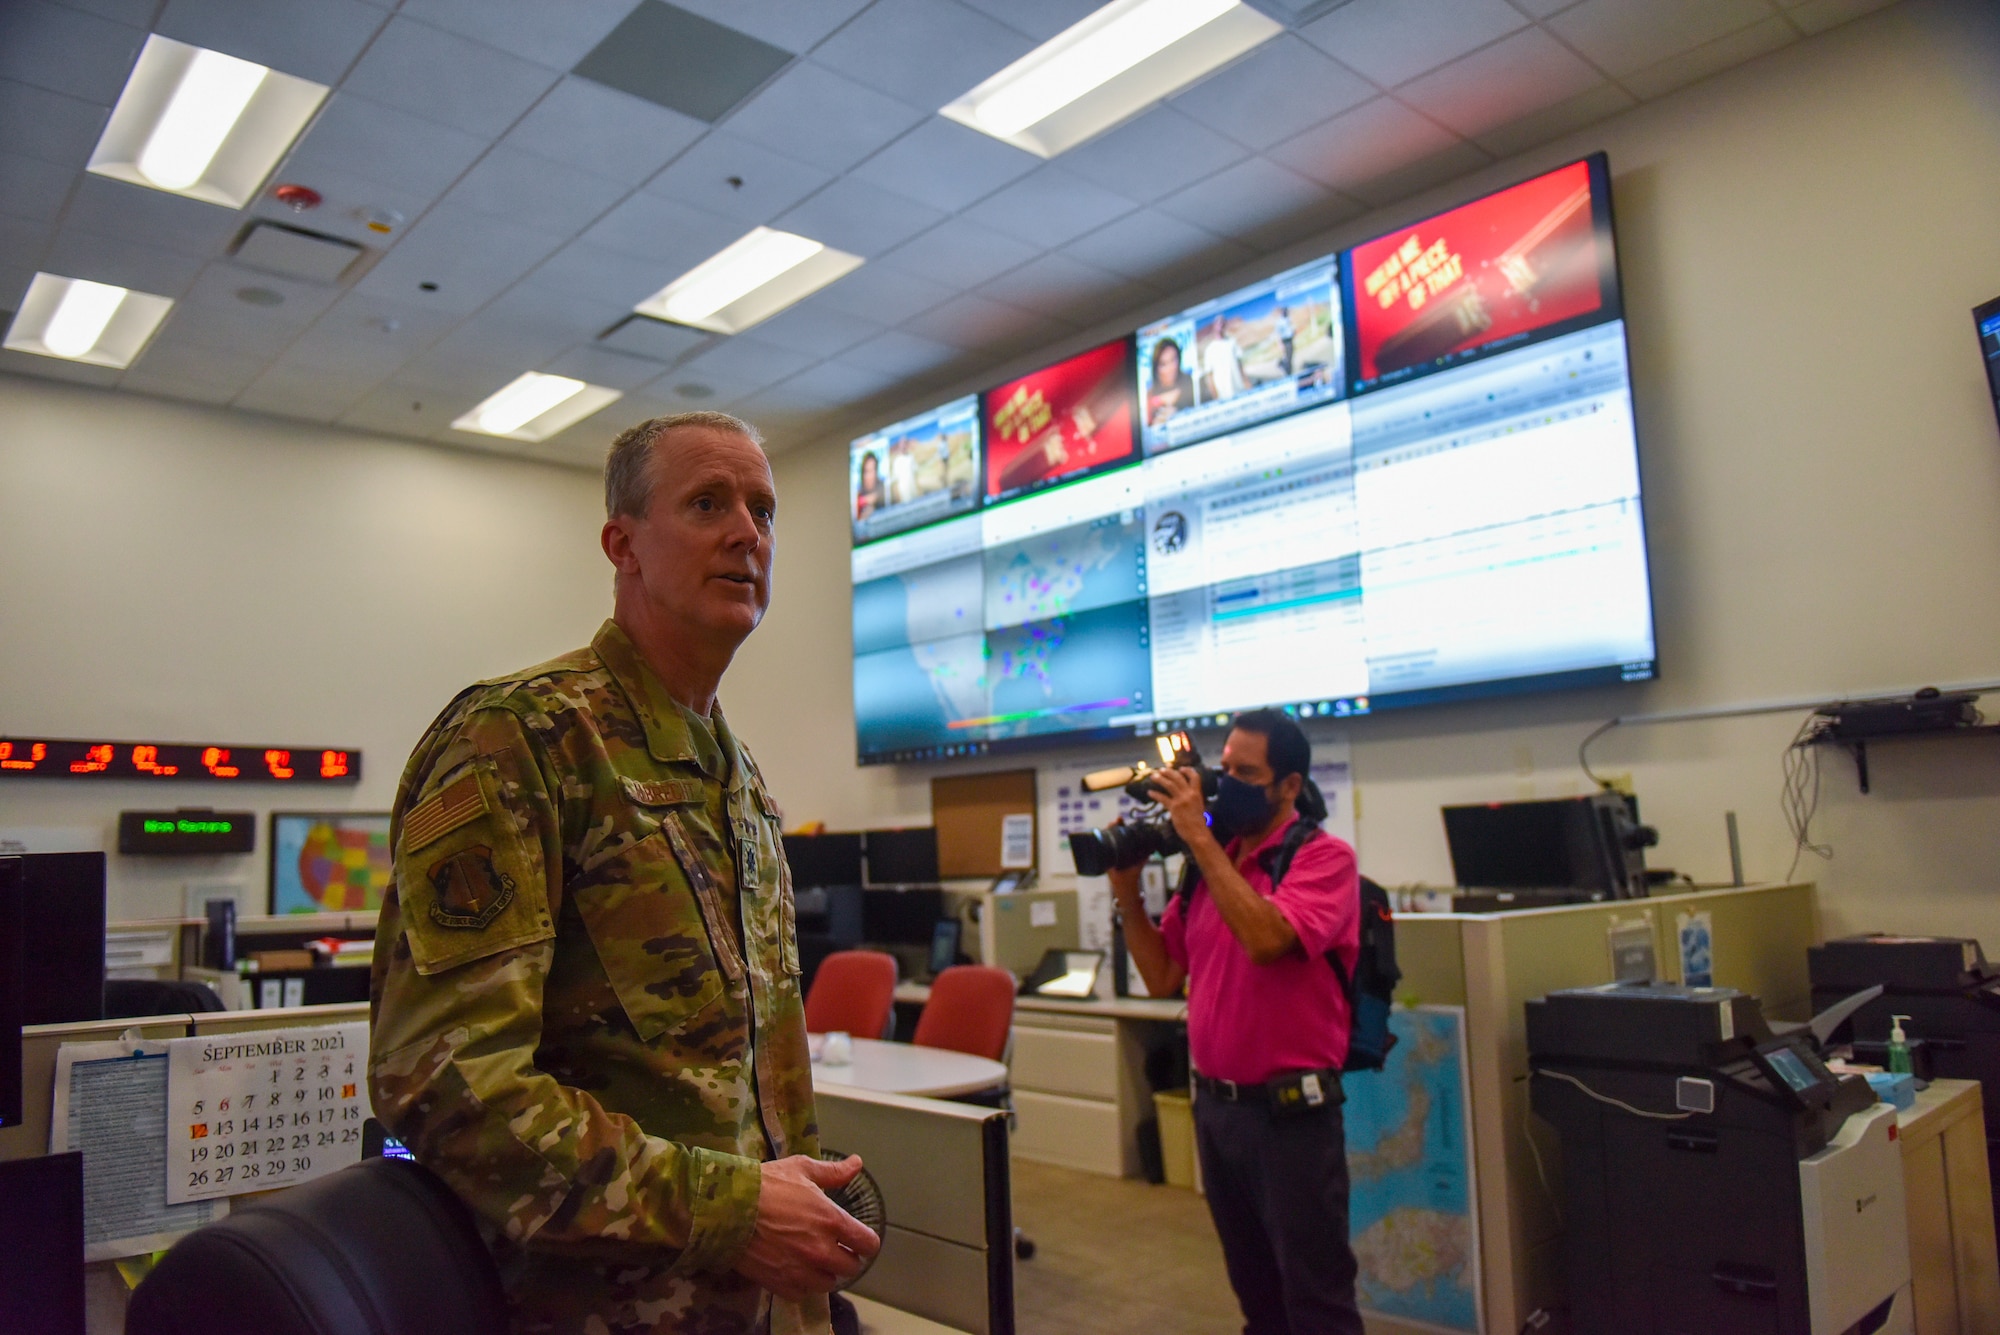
1110, 709, 1362, 1335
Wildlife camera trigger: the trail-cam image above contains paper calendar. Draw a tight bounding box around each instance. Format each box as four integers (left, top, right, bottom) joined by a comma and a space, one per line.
165, 1021, 369, 1205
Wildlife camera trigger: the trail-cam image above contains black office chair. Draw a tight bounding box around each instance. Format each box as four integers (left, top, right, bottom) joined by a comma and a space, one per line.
127, 1157, 506, 1335
104, 978, 227, 1017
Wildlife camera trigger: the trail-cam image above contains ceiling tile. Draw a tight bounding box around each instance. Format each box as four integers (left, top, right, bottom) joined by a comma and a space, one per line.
234, 364, 383, 423
523, 240, 678, 312
41, 226, 205, 295
1055, 106, 1247, 205
353, 205, 566, 312
1546, 0, 1778, 77
0, 79, 110, 167
541, 342, 675, 390
482, 273, 627, 338
122, 329, 276, 398
1061, 209, 1254, 284
56, 0, 164, 28
837, 327, 962, 378
1300, 0, 1529, 88
956, 0, 1103, 42
644, 132, 834, 224
1786, 0, 1899, 36
0, 152, 74, 224
1395, 28, 1603, 140
154, 0, 387, 84
342, 16, 560, 138
502, 77, 705, 185
775, 176, 945, 258
160, 301, 311, 360
1619, 14, 1795, 99
1168, 36, 1375, 151
307, 290, 463, 357
741, 294, 885, 357
594, 315, 712, 362
438, 144, 631, 237
393, 341, 534, 396
243, 165, 427, 250
62, 174, 240, 257
1472, 80, 1636, 158
273, 322, 412, 381
279, 92, 491, 206
583, 191, 743, 269
424, 316, 580, 374
645, 379, 741, 412
979, 250, 1154, 322
1154, 156, 1332, 247
974, 165, 1138, 250
722, 61, 927, 175
664, 334, 819, 399
398, 0, 639, 71
1267, 96, 1461, 194
339, 380, 469, 438
738, 357, 900, 416
662, 0, 873, 53
904, 291, 1055, 351
572, 2, 793, 123
0, 3, 146, 103
878, 215, 1040, 287
1512, 0, 1587, 14
848, 118, 1040, 214
808, 262, 956, 325
811, 0, 1032, 112
0, 213, 54, 268
181, 259, 342, 321
0, 261, 37, 310
1335, 139, 1490, 210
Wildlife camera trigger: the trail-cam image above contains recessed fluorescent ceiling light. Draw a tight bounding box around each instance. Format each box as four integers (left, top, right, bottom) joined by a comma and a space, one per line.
941, 0, 1280, 158
87, 34, 329, 209
3, 273, 174, 368
452, 372, 623, 443
635, 226, 863, 335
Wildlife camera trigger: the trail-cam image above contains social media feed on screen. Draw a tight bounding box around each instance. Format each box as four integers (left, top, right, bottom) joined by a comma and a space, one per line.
848, 395, 982, 546
847, 153, 1657, 766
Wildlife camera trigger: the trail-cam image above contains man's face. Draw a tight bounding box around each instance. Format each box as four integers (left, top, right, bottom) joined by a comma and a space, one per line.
604, 427, 776, 645
1219, 729, 1275, 788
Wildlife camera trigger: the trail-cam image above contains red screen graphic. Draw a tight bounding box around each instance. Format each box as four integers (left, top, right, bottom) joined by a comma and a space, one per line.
1351, 160, 1603, 382
983, 339, 1136, 500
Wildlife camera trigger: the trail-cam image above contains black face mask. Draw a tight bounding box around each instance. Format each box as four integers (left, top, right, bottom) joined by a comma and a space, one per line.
1211, 773, 1283, 839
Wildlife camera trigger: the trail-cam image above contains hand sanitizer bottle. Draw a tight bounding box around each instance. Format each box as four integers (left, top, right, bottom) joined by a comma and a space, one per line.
1887, 1014, 1914, 1076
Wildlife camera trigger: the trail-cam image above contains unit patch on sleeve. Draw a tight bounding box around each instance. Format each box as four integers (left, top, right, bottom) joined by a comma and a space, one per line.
428, 845, 517, 929
404, 772, 488, 851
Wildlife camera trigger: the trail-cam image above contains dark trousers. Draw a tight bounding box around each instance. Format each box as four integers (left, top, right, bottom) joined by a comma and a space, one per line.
1194, 1089, 1365, 1335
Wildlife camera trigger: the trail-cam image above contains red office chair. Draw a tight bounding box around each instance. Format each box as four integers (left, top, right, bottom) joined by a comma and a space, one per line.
912, 965, 1015, 1061
804, 949, 899, 1040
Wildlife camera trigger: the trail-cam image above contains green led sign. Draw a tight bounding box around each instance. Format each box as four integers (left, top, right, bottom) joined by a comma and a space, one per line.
118, 810, 256, 856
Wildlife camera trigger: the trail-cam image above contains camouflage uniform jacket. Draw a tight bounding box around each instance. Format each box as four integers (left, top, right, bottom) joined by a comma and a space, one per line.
369, 619, 825, 1335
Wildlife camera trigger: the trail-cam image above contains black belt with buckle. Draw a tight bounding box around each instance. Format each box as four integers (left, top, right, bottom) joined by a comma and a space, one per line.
1194, 1068, 1341, 1114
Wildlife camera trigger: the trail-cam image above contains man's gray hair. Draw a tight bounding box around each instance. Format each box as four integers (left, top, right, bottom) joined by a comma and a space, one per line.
604, 411, 764, 518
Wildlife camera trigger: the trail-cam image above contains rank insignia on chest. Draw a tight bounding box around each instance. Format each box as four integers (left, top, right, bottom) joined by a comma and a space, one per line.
427, 845, 516, 929
740, 841, 759, 885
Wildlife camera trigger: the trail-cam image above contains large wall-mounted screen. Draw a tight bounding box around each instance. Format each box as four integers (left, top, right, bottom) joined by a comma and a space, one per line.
850, 153, 1656, 765
849, 395, 981, 545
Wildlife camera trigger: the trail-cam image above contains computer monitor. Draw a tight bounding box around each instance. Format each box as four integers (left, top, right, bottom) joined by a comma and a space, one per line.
0, 857, 22, 1129
863, 828, 939, 886
0, 1151, 85, 1334
863, 887, 946, 947
1442, 792, 1649, 899
20, 852, 106, 1025
783, 832, 864, 888
1977, 295, 2000, 435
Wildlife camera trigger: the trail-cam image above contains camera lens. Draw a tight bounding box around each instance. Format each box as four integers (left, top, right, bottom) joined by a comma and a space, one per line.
1067, 817, 1181, 876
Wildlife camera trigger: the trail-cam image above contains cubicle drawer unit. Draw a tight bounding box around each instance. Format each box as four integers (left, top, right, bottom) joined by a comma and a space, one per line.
1007, 1013, 1137, 1177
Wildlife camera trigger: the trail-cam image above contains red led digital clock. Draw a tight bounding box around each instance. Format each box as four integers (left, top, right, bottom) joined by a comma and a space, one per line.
0, 738, 361, 784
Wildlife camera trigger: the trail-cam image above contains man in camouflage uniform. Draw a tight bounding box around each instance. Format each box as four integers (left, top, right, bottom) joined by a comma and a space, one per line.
370, 411, 877, 1334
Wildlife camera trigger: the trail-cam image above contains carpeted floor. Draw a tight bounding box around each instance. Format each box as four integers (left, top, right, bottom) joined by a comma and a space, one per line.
1009, 1157, 1242, 1334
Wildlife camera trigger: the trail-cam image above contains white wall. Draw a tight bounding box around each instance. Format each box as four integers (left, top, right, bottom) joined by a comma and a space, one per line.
0, 379, 612, 920
728, 0, 2000, 948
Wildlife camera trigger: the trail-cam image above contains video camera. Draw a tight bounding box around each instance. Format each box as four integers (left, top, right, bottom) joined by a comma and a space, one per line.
1065, 733, 1218, 877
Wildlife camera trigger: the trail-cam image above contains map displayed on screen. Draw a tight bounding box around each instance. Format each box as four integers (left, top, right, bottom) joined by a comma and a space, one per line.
270, 813, 392, 914
850, 154, 1656, 765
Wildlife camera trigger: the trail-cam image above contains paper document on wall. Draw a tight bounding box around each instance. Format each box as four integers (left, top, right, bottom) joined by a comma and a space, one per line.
51, 1039, 227, 1260
1309, 736, 1356, 853
999, 812, 1034, 868
165, 1021, 369, 1204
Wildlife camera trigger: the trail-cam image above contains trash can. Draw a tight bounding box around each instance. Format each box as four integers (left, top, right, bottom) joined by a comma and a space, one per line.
1153, 1089, 1195, 1188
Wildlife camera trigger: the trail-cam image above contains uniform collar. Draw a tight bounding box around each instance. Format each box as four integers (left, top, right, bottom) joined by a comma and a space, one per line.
593, 619, 715, 773
1230, 810, 1301, 861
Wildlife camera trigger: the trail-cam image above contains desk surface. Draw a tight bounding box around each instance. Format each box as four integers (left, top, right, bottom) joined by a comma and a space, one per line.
894, 980, 1186, 1023
811, 1037, 1008, 1099
1898, 1076, 1982, 1147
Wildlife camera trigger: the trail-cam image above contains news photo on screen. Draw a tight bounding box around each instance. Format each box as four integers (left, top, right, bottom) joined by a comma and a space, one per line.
850, 396, 981, 546
982, 338, 1137, 502
851, 152, 1655, 765
1137, 254, 1344, 455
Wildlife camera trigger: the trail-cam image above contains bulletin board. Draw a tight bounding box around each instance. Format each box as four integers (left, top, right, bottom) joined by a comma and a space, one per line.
931, 770, 1037, 878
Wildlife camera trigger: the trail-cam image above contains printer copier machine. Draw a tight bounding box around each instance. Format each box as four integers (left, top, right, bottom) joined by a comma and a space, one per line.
1528, 983, 1911, 1335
